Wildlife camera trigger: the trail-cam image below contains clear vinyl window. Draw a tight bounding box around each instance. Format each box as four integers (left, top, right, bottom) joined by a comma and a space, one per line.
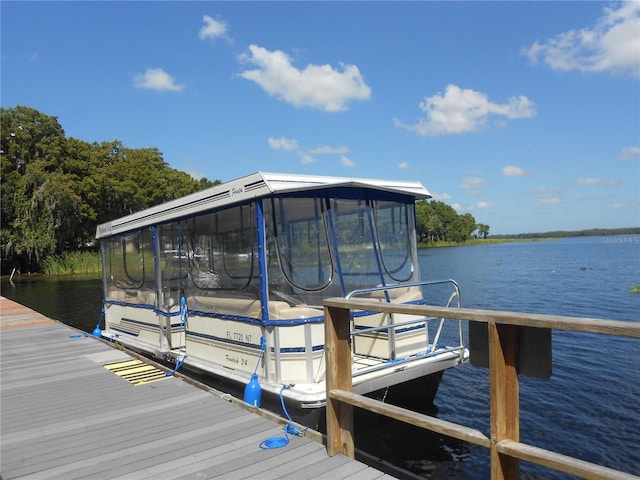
102, 229, 155, 302
373, 200, 415, 282
269, 196, 332, 292
187, 204, 257, 291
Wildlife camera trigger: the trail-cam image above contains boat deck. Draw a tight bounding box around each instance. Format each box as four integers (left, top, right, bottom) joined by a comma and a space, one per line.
0, 297, 397, 480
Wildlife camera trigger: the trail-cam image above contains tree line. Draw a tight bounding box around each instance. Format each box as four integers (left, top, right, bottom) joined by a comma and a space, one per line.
415, 199, 488, 243
1, 105, 489, 273
491, 227, 640, 239
1, 106, 220, 273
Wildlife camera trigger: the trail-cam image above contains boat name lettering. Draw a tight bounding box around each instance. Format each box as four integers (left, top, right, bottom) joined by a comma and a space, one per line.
231, 187, 244, 196
225, 354, 248, 367
226, 331, 251, 343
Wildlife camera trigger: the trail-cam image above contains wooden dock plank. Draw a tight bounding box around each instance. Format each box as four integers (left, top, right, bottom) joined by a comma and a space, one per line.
140, 425, 291, 478
188, 440, 324, 480
5, 392, 246, 477
268, 449, 355, 479
0, 297, 397, 480
110, 424, 293, 479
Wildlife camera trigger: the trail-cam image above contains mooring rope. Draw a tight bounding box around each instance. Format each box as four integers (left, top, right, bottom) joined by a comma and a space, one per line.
259, 384, 308, 450
70, 308, 104, 340
166, 293, 188, 376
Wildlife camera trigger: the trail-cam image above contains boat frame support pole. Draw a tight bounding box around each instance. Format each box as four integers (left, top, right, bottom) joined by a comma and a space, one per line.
489, 322, 520, 480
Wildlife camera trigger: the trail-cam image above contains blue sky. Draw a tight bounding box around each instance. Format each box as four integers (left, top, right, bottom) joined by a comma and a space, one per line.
2, 1, 638, 235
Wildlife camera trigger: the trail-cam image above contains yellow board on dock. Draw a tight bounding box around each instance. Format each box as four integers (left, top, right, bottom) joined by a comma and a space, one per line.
103, 359, 168, 386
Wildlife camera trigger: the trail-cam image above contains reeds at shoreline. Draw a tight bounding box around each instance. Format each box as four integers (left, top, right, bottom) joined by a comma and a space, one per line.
42, 252, 102, 275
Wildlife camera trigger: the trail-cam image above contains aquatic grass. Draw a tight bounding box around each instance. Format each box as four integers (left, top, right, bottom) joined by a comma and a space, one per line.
42, 251, 102, 275
630, 285, 640, 294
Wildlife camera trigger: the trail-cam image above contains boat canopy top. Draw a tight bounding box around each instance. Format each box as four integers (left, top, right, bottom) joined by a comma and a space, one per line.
96, 171, 431, 239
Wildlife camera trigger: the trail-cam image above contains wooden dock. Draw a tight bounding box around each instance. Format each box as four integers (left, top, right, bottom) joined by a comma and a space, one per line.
0, 297, 397, 480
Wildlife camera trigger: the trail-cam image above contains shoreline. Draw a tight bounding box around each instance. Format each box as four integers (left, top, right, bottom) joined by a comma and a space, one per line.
419, 237, 558, 248
3, 233, 638, 277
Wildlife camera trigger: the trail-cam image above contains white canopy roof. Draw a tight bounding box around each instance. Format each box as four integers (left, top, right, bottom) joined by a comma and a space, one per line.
96, 171, 431, 239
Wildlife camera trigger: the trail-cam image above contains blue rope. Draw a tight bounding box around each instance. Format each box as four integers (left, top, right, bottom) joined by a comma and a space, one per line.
166, 224, 188, 376
94, 308, 104, 332
253, 336, 266, 374
259, 385, 308, 450
259, 432, 290, 450
70, 308, 105, 339
166, 295, 188, 376
166, 354, 186, 376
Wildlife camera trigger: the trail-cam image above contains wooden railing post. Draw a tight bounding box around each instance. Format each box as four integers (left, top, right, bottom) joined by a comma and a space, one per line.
324, 304, 354, 458
320, 297, 639, 479
489, 322, 520, 480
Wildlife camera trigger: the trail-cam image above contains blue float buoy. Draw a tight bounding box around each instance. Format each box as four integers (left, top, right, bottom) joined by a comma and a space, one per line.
92, 327, 102, 338
244, 373, 262, 407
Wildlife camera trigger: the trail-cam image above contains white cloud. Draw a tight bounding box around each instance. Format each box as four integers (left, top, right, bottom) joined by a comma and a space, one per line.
340, 155, 357, 167
431, 192, 452, 201
477, 202, 496, 209
612, 199, 640, 209
238, 45, 371, 111
537, 196, 562, 205
460, 176, 490, 193
184, 167, 206, 180
199, 15, 229, 42
398, 161, 409, 169
575, 177, 622, 186
268, 137, 299, 152
619, 146, 640, 160
451, 203, 464, 212
299, 153, 315, 165
503, 165, 532, 177
530, 186, 564, 205
394, 84, 536, 136
133, 68, 184, 92
308, 145, 349, 155
268, 136, 351, 166
522, 2, 640, 78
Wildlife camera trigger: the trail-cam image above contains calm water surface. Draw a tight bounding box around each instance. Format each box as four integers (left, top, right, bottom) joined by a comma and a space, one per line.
2, 236, 639, 479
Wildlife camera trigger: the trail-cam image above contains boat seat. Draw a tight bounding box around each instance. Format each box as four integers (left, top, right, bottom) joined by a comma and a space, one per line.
106, 289, 324, 320
268, 301, 323, 320
363, 286, 422, 303
106, 288, 155, 305
190, 295, 261, 317
188, 295, 323, 320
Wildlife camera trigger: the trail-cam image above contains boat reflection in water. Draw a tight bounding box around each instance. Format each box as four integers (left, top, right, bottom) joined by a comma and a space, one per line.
95, 172, 468, 428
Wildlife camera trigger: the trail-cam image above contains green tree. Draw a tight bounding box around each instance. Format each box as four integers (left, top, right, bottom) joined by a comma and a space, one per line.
1, 107, 69, 270
415, 199, 486, 245
1, 106, 221, 272
430, 201, 458, 241
416, 200, 445, 243
477, 223, 490, 239
0, 105, 66, 174
447, 212, 476, 242
5, 164, 82, 269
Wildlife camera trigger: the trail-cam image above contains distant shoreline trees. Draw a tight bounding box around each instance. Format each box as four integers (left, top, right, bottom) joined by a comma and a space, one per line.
490, 227, 640, 239
415, 199, 485, 244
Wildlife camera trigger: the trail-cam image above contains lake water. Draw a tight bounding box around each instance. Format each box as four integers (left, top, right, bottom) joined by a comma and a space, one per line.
2, 236, 639, 479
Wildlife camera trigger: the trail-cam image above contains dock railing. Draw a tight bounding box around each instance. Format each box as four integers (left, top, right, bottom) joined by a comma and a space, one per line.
324, 297, 640, 480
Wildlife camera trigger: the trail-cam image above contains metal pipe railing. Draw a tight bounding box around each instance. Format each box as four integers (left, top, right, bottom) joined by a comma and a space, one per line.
346, 279, 464, 364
